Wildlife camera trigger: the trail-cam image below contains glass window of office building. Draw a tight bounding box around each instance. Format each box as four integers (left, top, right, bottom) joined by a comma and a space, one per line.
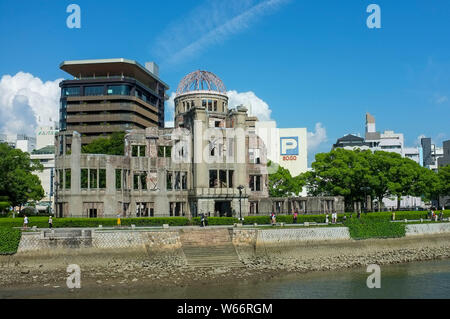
85, 86, 104, 96
107, 85, 130, 96
63, 87, 81, 96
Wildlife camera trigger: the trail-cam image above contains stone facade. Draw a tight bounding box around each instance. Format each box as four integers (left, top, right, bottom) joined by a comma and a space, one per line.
54, 70, 344, 218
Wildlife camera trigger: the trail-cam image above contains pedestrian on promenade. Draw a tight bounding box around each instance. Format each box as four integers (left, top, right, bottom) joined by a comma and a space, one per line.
271, 212, 276, 226
23, 215, 28, 229
200, 213, 205, 227
48, 215, 53, 229
325, 213, 329, 224
117, 214, 121, 227
293, 211, 298, 224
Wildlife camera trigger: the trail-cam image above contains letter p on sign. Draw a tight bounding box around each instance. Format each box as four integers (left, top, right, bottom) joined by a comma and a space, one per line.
280, 137, 299, 156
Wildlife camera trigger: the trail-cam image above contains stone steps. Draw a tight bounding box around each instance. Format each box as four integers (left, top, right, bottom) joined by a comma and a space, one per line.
180, 228, 243, 268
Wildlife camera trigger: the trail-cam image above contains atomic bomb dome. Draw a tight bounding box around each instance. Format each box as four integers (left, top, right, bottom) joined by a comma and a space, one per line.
174, 70, 229, 117
176, 70, 227, 96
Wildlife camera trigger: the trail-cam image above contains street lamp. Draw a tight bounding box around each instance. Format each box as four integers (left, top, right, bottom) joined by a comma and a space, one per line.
360, 186, 370, 213
54, 181, 59, 218
237, 185, 244, 222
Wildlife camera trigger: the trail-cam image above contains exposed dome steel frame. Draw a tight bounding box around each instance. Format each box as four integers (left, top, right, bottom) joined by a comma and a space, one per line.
176, 70, 227, 96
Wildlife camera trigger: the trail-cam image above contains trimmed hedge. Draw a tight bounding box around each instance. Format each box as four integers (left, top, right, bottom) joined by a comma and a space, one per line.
0, 217, 190, 228
0, 227, 21, 255
344, 218, 406, 239
0, 210, 447, 228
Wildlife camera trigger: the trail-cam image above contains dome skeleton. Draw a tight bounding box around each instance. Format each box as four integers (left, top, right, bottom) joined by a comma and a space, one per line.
176, 70, 227, 96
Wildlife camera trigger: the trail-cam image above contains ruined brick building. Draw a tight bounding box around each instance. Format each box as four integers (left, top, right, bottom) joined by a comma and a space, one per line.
55, 67, 343, 218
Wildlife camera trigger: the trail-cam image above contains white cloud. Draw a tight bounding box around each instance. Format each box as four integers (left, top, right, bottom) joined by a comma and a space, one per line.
154, 0, 290, 66
307, 122, 327, 152
0, 72, 62, 136
165, 90, 273, 122
227, 90, 272, 121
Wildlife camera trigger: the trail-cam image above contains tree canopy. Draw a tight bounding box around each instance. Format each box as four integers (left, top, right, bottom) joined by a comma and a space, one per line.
303, 148, 447, 210
81, 132, 125, 155
268, 161, 305, 197
0, 143, 44, 207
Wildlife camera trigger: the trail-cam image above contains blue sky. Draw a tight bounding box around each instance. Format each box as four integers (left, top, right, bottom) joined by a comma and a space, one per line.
0, 0, 449, 164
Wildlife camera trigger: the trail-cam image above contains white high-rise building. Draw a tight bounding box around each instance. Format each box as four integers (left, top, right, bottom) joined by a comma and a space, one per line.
256, 121, 308, 196
365, 113, 405, 157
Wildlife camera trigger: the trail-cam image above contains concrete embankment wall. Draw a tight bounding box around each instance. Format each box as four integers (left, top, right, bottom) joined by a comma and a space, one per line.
232, 227, 351, 248
17, 229, 181, 256
406, 223, 450, 236
16, 223, 450, 256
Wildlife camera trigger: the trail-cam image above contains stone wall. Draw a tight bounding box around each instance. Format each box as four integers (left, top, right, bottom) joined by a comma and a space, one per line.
256, 227, 351, 246
17, 229, 181, 254
406, 223, 450, 236
16, 223, 450, 256
232, 227, 351, 248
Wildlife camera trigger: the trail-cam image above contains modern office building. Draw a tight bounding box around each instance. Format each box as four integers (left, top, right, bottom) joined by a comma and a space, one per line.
30, 145, 55, 203
438, 140, 450, 168
438, 140, 450, 208
255, 121, 308, 178
59, 58, 169, 146
0, 133, 36, 153
365, 113, 405, 156
421, 137, 444, 171
333, 113, 420, 164
54, 70, 343, 218
332, 134, 370, 151
36, 126, 59, 150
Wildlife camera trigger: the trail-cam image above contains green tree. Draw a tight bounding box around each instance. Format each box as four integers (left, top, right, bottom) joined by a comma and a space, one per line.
437, 165, 450, 203
82, 132, 125, 155
418, 167, 441, 204
304, 148, 371, 210
0, 143, 44, 208
387, 157, 425, 210
268, 161, 305, 197
367, 151, 402, 211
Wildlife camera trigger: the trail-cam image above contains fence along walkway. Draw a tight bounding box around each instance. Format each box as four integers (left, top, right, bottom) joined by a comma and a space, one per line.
179, 228, 243, 268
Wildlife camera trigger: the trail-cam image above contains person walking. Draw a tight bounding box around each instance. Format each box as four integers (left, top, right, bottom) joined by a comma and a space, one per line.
117, 214, 121, 227
293, 211, 298, 224
325, 213, 329, 224
23, 215, 28, 229
200, 213, 205, 227
48, 215, 53, 229
271, 212, 276, 226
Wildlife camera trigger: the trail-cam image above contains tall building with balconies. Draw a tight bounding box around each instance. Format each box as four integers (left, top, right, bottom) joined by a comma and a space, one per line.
59, 58, 169, 146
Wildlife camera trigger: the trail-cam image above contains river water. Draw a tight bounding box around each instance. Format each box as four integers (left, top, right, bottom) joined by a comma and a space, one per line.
1, 259, 450, 299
